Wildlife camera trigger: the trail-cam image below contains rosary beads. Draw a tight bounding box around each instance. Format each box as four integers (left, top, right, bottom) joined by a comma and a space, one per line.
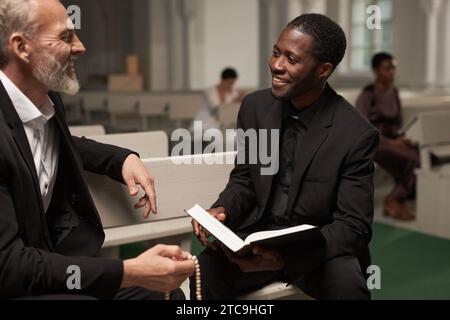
165, 254, 201, 300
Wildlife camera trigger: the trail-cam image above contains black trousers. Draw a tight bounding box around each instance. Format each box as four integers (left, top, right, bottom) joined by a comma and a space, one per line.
190, 248, 370, 300
16, 287, 185, 300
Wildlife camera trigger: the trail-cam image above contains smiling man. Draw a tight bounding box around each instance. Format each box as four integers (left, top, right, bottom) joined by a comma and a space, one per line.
0, 0, 194, 300
191, 14, 379, 300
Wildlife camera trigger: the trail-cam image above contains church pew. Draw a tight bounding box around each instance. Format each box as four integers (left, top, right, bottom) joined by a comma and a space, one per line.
138, 95, 171, 131
69, 125, 106, 137
107, 95, 141, 132
96, 153, 233, 243
405, 111, 450, 239
81, 92, 109, 124
218, 102, 240, 129
87, 131, 169, 159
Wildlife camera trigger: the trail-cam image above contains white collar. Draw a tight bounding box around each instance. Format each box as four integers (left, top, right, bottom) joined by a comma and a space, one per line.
0, 70, 55, 129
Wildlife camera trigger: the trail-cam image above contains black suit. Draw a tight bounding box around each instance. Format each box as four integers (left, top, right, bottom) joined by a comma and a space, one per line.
0, 82, 132, 299
193, 85, 379, 300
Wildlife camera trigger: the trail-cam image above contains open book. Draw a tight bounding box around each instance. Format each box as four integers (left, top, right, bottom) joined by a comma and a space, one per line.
185, 204, 319, 256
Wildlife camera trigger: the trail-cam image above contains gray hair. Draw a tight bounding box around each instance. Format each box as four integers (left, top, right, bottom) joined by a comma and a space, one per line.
0, 0, 36, 68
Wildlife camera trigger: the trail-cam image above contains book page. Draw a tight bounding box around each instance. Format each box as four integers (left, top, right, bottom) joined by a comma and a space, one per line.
244, 224, 316, 245
185, 204, 245, 252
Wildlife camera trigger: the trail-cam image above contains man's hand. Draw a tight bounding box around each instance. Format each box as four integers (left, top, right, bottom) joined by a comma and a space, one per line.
191, 207, 227, 250
222, 245, 285, 273
122, 154, 157, 218
121, 245, 195, 292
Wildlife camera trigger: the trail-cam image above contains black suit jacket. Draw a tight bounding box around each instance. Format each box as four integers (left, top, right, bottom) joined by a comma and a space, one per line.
0, 82, 134, 299
214, 85, 379, 281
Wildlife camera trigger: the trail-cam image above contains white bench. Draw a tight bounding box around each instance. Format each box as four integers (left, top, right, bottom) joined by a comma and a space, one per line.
405, 111, 450, 239
138, 95, 171, 131
107, 95, 141, 131
69, 125, 106, 137
81, 92, 109, 124
87, 131, 169, 159
402, 94, 450, 126
336, 88, 361, 106
89, 153, 234, 248
406, 111, 450, 170
218, 102, 240, 129
168, 94, 204, 121
168, 94, 204, 129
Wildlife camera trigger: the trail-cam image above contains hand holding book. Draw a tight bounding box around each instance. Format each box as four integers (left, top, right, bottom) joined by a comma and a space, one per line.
191, 206, 227, 250
189, 204, 286, 272
186, 204, 319, 256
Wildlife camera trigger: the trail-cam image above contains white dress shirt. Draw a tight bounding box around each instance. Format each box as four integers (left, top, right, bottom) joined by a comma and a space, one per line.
0, 71, 59, 213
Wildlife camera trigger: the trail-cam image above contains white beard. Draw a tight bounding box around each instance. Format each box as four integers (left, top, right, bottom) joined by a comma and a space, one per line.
32, 49, 80, 95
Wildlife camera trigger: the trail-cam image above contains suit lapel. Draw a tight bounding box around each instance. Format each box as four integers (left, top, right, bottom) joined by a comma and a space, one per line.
286, 87, 337, 213
49, 92, 87, 186
0, 81, 45, 215
49, 92, 75, 154
0, 81, 56, 249
259, 99, 283, 212
49, 93, 103, 227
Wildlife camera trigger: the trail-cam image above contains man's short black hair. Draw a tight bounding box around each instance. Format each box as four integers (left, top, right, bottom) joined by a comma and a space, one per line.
287, 14, 347, 72
221, 68, 238, 80
371, 52, 394, 70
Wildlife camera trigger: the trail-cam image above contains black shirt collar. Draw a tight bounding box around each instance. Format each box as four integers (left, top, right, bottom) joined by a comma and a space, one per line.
282, 84, 331, 129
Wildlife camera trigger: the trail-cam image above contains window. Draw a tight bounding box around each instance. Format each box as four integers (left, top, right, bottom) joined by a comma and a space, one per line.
350, 0, 393, 71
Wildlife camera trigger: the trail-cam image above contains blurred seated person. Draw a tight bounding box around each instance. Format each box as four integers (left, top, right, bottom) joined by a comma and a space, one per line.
192, 67, 245, 132
356, 52, 419, 221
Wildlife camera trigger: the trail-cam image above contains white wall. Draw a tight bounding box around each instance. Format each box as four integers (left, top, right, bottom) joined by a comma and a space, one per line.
190, 0, 259, 90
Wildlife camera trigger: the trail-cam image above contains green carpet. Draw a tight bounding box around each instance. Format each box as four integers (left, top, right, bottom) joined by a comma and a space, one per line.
370, 223, 450, 300
120, 222, 450, 300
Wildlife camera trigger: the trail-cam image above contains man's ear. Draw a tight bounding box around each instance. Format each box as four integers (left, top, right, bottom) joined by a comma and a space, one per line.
9, 33, 31, 63
317, 62, 333, 80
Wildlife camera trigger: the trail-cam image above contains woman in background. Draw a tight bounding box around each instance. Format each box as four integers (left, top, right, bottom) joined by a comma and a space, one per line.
356, 52, 419, 221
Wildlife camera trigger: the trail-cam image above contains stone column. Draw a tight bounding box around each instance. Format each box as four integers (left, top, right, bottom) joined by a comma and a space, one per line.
420, 0, 444, 89
258, 0, 289, 88
336, 0, 351, 74
439, 0, 450, 88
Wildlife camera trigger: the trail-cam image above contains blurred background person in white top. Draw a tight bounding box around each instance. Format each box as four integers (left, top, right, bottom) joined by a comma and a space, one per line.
192, 67, 245, 133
